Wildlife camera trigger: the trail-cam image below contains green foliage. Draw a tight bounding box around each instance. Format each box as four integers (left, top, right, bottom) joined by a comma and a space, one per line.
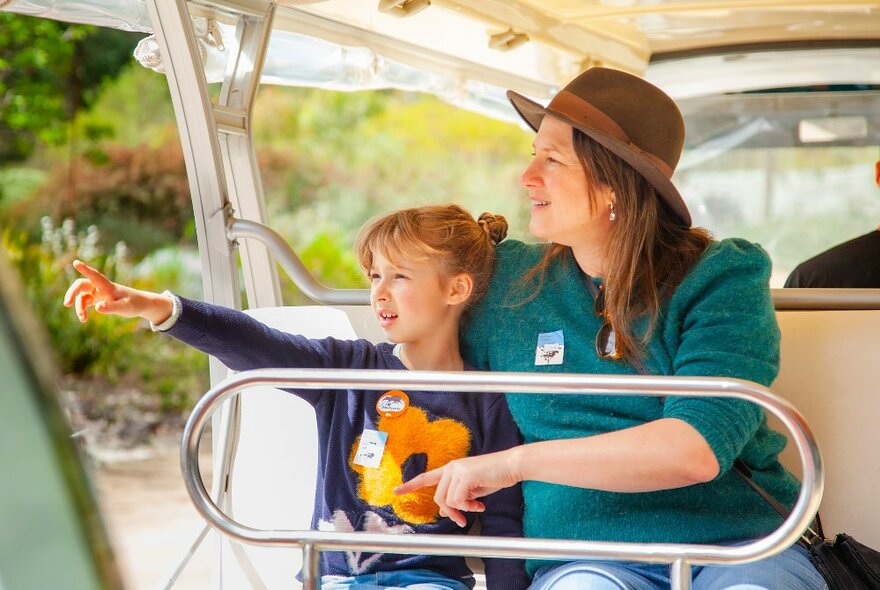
136, 344, 208, 413
3, 218, 136, 376
0, 13, 139, 162
75, 28, 143, 105
300, 232, 366, 288
2, 218, 207, 413
0, 14, 77, 159
0, 166, 46, 209
72, 63, 177, 150
12, 140, 192, 257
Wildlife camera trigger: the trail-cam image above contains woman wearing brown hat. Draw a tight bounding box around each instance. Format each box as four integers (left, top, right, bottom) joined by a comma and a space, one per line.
395, 68, 824, 589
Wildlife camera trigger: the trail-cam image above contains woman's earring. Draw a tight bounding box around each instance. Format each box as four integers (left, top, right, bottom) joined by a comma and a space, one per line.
609, 203, 617, 222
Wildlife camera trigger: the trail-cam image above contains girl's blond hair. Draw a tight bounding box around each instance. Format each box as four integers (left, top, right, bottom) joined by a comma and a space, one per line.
356, 204, 507, 307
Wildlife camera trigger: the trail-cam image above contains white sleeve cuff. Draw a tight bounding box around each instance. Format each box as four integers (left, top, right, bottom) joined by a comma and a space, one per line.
150, 291, 182, 332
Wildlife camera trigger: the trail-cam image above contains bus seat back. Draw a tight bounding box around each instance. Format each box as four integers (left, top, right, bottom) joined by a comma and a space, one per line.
772, 310, 880, 549
219, 305, 359, 588
333, 304, 385, 343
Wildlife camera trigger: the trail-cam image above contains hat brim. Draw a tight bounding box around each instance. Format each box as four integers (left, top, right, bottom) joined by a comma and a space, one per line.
507, 90, 692, 227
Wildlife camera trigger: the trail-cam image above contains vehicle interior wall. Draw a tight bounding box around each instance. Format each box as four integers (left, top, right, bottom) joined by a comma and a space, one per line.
772, 309, 880, 549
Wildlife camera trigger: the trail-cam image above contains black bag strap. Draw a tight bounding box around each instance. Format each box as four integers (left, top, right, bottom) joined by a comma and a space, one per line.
732, 459, 793, 520
732, 460, 825, 542
582, 272, 822, 540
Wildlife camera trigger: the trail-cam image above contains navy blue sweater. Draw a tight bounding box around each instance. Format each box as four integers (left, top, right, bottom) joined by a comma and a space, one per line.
167, 297, 529, 590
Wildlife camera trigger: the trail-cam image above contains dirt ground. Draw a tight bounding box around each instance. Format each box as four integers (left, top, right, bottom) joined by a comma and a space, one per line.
90, 437, 214, 590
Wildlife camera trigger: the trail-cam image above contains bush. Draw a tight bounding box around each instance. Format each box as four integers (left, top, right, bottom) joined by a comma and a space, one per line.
0, 166, 47, 210
11, 141, 192, 257
3, 218, 208, 417
3, 218, 137, 376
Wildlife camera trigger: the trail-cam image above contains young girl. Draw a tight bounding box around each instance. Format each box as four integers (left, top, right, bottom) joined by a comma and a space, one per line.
63, 204, 528, 590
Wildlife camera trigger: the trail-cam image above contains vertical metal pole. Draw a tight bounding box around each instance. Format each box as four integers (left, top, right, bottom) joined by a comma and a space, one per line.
143, 1, 252, 587
670, 559, 692, 590
217, 4, 283, 309
143, 0, 240, 315
301, 543, 321, 590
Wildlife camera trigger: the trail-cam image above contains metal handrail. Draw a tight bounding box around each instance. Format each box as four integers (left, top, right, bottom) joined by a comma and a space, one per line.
229, 216, 880, 310
772, 288, 880, 310
228, 218, 370, 305
181, 369, 823, 590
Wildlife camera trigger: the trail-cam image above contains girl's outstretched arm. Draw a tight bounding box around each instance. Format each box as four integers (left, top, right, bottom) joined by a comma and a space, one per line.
62, 259, 173, 325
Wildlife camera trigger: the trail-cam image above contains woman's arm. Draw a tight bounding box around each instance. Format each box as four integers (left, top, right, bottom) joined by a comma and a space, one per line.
395, 417, 717, 526
512, 417, 719, 490
400, 240, 777, 524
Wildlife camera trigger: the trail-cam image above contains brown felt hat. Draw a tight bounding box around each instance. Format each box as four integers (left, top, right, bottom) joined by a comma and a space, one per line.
507, 67, 692, 226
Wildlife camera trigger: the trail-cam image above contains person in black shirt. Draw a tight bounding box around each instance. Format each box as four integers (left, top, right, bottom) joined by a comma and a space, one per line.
784, 159, 880, 288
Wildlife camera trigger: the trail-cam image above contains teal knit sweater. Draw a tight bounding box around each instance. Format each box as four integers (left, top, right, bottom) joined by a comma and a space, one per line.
462, 239, 799, 576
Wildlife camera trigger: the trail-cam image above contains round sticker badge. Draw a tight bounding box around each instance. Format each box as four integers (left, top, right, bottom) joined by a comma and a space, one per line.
376, 390, 409, 418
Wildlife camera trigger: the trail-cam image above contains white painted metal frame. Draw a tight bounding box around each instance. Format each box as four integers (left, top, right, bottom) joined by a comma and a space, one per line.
143, 1, 281, 587
216, 3, 283, 309
145, 0, 242, 346
181, 369, 824, 590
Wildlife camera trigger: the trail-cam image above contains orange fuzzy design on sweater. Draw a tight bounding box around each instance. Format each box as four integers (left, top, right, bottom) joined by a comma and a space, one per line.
350, 405, 471, 524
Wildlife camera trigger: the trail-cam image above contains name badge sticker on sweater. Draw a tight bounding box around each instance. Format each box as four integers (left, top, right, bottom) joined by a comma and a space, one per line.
535, 330, 564, 366
353, 429, 388, 469
376, 390, 409, 417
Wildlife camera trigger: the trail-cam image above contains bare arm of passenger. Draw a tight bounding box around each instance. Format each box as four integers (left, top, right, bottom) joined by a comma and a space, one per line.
395, 417, 718, 527
62, 259, 173, 325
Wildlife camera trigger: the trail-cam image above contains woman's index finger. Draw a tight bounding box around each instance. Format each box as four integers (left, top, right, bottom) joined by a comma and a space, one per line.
393, 469, 441, 495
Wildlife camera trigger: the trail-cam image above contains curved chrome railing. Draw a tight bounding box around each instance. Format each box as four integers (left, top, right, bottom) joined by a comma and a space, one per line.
229, 216, 880, 310
181, 369, 823, 590
228, 218, 370, 305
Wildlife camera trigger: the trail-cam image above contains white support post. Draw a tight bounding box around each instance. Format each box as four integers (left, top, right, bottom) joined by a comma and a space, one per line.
217, 4, 283, 309
142, 1, 272, 587
144, 0, 240, 315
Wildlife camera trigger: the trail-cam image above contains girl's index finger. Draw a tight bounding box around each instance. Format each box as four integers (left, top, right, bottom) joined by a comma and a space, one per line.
72, 259, 115, 291
393, 469, 441, 495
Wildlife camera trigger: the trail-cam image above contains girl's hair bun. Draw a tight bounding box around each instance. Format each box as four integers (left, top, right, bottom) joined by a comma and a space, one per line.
477, 212, 508, 245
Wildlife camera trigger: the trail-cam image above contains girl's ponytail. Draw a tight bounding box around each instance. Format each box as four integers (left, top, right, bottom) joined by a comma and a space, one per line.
478, 212, 508, 246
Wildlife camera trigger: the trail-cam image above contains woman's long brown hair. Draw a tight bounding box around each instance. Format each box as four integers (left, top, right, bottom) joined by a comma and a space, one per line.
527, 130, 712, 360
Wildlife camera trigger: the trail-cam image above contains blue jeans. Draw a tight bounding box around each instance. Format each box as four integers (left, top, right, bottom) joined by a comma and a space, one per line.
529, 543, 827, 590
320, 568, 475, 590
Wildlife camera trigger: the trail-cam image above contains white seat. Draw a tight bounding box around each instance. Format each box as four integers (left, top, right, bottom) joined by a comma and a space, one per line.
218, 305, 364, 588
772, 310, 880, 547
